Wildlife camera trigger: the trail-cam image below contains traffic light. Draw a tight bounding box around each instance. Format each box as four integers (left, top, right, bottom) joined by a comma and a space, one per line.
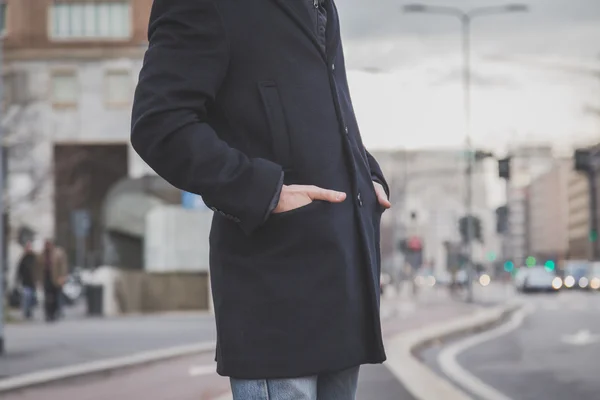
398, 239, 407, 253
459, 215, 483, 243
544, 260, 555, 271
473, 217, 483, 243
399, 236, 424, 269
498, 157, 511, 180
495, 205, 509, 234
574, 148, 592, 173
504, 261, 514, 272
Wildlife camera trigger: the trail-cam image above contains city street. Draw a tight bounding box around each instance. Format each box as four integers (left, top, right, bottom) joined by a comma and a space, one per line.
1, 284, 492, 400
423, 290, 600, 400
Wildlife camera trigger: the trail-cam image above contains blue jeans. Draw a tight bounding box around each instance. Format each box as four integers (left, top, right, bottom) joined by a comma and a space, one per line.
230, 367, 359, 400
21, 287, 36, 319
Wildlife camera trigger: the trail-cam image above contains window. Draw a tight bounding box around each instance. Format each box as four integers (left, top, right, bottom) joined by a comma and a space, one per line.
0, 1, 7, 36
105, 70, 131, 107
51, 71, 78, 108
50, 1, 131, 40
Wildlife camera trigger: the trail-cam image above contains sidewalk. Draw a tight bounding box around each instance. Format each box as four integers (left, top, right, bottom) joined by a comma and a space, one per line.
1, 311, 216, 378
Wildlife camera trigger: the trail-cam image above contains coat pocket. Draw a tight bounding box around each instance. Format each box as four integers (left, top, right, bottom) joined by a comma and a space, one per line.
258, 81, 293, 171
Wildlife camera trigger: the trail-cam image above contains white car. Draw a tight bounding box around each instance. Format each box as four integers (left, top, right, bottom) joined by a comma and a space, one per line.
514, 266, 562, 293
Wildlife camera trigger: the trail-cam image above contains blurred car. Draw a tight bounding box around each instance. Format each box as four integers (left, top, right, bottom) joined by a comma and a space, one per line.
514, 266, 562, 293
434, 270, 452, 286
585, 262, 600, 291
562, 261, 590, 290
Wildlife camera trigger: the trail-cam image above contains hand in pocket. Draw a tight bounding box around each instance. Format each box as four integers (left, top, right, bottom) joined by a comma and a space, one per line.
273, 185, 346, 214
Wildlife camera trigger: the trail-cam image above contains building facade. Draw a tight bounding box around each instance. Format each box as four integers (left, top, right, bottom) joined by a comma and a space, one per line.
566, 169, 590, 260
2, 0, 153, 272
504, 144, 554, 266
527, 160, 570, 264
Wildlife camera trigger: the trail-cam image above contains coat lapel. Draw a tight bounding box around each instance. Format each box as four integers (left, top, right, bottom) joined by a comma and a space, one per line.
271, 0, 327, 62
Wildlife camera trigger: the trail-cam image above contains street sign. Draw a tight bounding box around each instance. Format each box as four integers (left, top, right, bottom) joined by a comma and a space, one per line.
71, 209, 91, 238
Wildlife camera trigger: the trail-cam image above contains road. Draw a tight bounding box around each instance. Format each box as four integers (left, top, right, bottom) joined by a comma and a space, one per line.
424, 290, 600, 400
1, 283, 494, 400
2, 354, 415, 400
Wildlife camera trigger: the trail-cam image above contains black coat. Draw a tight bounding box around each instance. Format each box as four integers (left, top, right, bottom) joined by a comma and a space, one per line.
131, 0, 390, 379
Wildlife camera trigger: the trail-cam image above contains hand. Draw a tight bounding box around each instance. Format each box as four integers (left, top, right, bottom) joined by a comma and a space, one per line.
373, 181, 391, 209
273, 185, 346, 214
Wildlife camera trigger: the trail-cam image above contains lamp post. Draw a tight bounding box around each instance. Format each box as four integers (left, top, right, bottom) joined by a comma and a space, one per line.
403, 3, 528, 302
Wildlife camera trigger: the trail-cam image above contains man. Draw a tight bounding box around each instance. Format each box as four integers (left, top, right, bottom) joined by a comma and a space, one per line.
37, 239, 68, 322
16, 241, 37, 319
132, 1, 390, 398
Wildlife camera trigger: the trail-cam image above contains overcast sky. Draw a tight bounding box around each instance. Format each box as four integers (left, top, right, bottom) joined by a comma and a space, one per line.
336, 0, 600, 152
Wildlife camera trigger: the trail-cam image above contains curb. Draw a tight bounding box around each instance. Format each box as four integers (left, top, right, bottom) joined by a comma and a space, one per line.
384, 300, 523, 400
0, 341, 216, 393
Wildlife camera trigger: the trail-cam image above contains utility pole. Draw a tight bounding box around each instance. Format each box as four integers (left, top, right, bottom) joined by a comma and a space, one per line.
0, 32, 5, 354
462, 14, 475, 302
403, 3, 528, 302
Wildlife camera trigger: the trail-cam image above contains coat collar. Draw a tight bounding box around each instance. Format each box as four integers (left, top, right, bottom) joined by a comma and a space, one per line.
271, 0, 341, 63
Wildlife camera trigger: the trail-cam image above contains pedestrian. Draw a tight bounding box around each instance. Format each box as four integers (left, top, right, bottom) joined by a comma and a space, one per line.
37, 239, 69, 322
16, 241, 37, 320
131, 1, 391, 399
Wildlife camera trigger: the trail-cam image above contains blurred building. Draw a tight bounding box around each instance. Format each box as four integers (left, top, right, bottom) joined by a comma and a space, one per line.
526, 159, 570, 264
370, 148, 497, 277
2, 0, 153, 269
567, 170, 591, 260
504, 144, 554, 266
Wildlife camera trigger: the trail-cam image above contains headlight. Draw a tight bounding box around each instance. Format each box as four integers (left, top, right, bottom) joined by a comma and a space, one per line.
552, 277, 563, 290
579, 277, 589, 288
564, 276, 575, 288
479, 274, 491, 287
591, 278, 600, 290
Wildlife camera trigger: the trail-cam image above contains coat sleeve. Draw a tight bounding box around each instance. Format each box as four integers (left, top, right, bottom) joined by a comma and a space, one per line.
131, 0, 283, 235
365, 150, 390, 199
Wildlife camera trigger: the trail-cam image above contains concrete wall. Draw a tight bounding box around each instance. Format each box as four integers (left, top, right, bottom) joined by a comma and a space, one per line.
91, 266, 210, 315
144, 206, 213, 273
114, 270, 210, 314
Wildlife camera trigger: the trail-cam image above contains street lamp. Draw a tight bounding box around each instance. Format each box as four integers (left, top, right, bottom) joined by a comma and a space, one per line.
403, 3, 528, 302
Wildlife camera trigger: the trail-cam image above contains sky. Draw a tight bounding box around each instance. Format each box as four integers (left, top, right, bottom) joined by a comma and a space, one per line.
337, 0, 600, 153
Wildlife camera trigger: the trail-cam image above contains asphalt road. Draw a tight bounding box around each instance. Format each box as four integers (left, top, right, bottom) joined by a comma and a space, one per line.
1, 284, 481, 400
425, 290, 600, 400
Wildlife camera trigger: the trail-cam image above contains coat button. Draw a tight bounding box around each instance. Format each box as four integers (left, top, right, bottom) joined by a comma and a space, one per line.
344, 126, 349, 134
357, 192, 363, 207
331, 63, 335, 71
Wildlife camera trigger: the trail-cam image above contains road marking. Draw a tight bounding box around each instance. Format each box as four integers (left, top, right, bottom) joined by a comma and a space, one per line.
188, 364, 217, 377
438, 304, 534, 400
562, 329, 600, 346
